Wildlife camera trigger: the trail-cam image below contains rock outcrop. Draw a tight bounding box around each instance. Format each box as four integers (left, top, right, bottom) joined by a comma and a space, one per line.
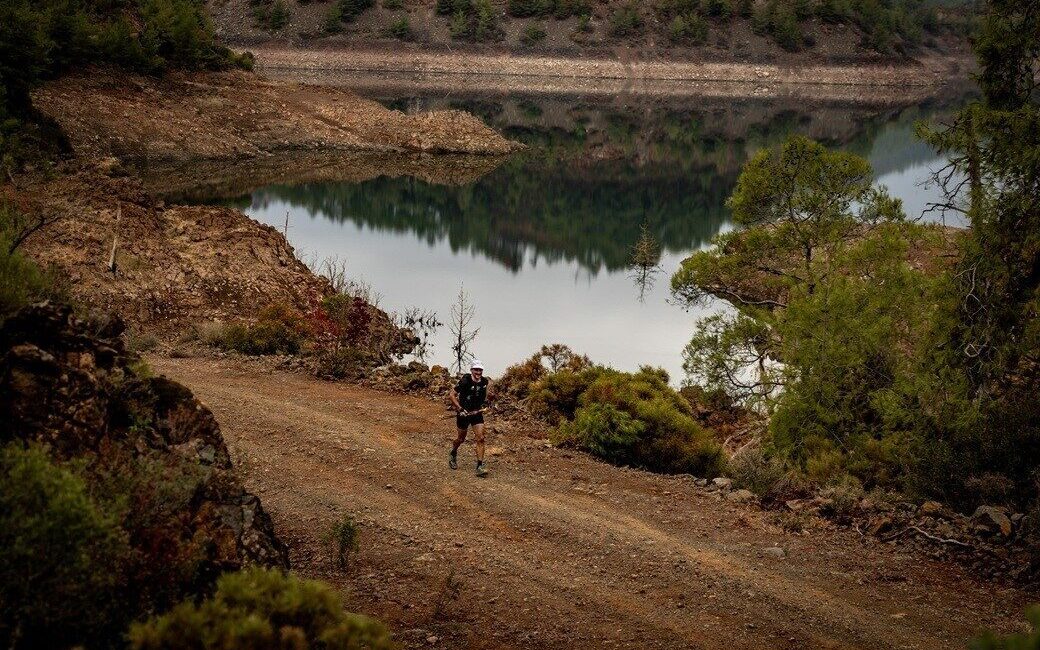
0, 302, 289, 571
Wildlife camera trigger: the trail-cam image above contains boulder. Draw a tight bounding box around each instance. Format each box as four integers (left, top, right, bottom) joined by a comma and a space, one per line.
726, 489, 757, 504
972, 506, 1013, 537
918, 500, 945, 518
761, 546, 786, 559
711, 477, 733, 491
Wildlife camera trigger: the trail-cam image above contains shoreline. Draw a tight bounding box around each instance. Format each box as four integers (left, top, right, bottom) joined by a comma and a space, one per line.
246, 45, 976, 97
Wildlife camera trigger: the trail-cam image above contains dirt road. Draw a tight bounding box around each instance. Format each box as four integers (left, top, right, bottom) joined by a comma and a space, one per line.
154, 356, 1030, 649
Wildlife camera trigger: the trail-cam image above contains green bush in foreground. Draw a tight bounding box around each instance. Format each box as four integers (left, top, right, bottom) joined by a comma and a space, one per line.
129, 567, 393, 650
0, 443, 128, 649
971, 606, 1040, 649
538, 365, 726, 476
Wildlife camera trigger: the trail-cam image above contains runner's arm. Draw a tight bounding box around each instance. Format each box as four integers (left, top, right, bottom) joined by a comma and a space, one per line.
450, 385, 465, 415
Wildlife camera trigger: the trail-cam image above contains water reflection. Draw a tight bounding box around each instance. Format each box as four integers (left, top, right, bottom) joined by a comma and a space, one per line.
222, 85, 974, 377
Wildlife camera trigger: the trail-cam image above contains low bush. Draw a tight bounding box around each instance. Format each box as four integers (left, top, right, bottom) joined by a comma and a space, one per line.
668, 13, 708, 44
752, 0, 805, 51
383, 0, 404, 8
251, 0, 292, 30
327, 515, 360, 569
971, 606, 1040, 649
609, 1, 644, 37
323, 0, 376, 32
446, 0, 502, 41
497, 344, 590, 401
521, 23, 548, 45
210, 303, 309, 356
383, 16, 414, 39
508, 0, 588, 19
129, 567, 393, 650
0, 246, 67, 323
553, 403, 645, 465
538, 365, 726, 476
728, 447, 786, 498
0, 443, 128, 649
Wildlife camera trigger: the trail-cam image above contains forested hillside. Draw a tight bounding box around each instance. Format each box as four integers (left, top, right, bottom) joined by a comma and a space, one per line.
210, 0, 976, 62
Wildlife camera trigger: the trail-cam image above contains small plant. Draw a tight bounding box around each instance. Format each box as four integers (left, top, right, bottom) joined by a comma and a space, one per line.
576, 13, 592, 32
668, 13, 708, 44
125, 330, 160, 353
383, 16, 414, 39
383, 0, 404, 8
327, 515, 360, 570
521, 23, 548, 45
609, 1, 643, 36
700, 0, 731, 19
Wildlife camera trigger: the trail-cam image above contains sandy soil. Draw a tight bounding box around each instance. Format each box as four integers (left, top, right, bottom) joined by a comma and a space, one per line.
153, 355, 1033, 650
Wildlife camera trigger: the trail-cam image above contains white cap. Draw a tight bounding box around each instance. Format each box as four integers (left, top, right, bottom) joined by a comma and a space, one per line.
470, 359, 484, 371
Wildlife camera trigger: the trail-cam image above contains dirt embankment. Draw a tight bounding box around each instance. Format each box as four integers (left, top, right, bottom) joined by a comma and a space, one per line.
32, 69, 521, 165
7, 170, 329, 332
152, 355, 1034, 650
10, 68, 519, 331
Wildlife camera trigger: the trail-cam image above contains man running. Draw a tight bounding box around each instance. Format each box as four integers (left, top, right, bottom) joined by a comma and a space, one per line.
449, 359, 490, 477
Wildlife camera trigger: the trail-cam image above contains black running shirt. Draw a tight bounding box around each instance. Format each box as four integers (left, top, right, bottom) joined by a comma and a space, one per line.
455, 374, 488, 412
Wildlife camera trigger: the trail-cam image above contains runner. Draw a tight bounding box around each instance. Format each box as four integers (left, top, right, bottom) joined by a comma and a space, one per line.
449, 360, 490, 477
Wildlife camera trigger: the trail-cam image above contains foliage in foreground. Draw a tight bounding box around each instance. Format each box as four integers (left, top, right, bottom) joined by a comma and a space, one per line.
971, 606, 1040, 650
130, 567, 393, 650
0, 443, 128, 648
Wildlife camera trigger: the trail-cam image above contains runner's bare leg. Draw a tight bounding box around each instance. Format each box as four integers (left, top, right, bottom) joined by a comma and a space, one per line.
473, 423, 485, 462
452, 427, 467, 455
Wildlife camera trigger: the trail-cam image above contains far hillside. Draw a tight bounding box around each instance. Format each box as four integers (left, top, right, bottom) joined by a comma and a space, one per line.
209, 0, 977, 63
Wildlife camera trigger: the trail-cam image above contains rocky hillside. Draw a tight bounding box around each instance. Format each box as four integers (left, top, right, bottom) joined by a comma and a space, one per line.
209, 0, 973, 64
0, 302, 288, 570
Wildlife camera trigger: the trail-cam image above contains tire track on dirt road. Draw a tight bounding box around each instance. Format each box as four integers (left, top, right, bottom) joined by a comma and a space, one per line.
153, 357, 1030, 650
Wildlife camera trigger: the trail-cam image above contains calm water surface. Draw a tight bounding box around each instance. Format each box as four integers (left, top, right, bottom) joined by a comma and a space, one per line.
236, 85, 971, 379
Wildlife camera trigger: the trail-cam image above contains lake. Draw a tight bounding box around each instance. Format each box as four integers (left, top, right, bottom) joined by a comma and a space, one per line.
230, 79, 972, 380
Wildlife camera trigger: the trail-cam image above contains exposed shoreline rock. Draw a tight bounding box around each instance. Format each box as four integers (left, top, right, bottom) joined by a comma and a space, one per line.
31, 68, 522, 166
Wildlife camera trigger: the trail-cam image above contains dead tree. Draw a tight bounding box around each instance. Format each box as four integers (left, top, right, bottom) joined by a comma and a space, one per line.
2, 203, 61, 254
449, 284, 479, 375
629, 223, 662, 302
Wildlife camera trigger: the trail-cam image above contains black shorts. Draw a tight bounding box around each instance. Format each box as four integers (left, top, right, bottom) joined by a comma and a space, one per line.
456, 412, 484, 429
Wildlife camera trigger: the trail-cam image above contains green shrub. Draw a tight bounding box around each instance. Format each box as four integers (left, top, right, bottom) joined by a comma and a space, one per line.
700, 0, 731, 19
668, 13, 708, 44
338, 0, 377, 21
535, 365, 725, 476
326, 515, 360, 569
0, 246, 66, 323
970, 606, 1040, 649
728, 447, 787, 497
508, 0, 588, 19
553, 403, 645, 465
129, 567, 393, 650
0, 204, 68, 322
383, 0, 404, 8
383, 16, 414, 39
210, 303, 308, 356
609, 1, 643, 36
447, 0, 501, 40
0, 443, 128, 649
521, 23, 548, 45
323, 5, 346, 32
